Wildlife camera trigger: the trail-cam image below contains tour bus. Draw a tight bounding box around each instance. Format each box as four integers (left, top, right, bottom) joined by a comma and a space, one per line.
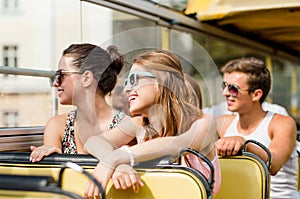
0, 0, 299, 198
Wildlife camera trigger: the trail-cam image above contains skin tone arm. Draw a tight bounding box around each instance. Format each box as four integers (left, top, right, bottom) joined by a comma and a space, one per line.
215, 115, 245, 156
215, 114, 296, 175
111, 164, 143, 192
29, 114, 66, 162
84, 114, 216, 197
266, 114, 296, 175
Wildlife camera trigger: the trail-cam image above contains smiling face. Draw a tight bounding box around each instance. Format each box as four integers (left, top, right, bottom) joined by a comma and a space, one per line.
53, 55, 82, 105
222, 71, 253, 113
125, 64, 158, 117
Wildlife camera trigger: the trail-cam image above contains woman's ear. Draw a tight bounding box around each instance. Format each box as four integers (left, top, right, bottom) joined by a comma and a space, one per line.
81, 70, 94, 87
252, 89, 263, 102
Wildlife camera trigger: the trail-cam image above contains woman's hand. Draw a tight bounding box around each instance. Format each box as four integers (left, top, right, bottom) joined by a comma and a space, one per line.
84, 162, 115, 198
112, 164, 143, 192
29, 145, 62, 162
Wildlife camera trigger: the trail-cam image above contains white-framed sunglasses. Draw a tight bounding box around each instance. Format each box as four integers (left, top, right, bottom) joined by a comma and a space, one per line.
124, 71, 155, 88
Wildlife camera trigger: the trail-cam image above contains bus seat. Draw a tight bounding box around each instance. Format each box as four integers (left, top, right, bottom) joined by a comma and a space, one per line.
59, 148, 214, 199
61, 167, 209, 199
5, 163, 210, 199
106, 167, 210, 199
298, 153, 300, 191
0, 148, 213, 199
0, 174, 84, 199
297, 141, 300, 190
214, 140, 271, 199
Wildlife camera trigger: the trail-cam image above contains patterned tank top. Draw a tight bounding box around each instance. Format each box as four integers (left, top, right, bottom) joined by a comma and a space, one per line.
62, 109, 125, 154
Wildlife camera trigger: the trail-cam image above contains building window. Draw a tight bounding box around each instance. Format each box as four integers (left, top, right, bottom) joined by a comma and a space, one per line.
3, 111, 18, 127
3, 45, 18, 77
2, 0, 18, 11
3, 45, 18, 67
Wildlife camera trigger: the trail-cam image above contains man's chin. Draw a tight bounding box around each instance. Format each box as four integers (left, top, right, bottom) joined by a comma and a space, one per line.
227, 107, 236, 113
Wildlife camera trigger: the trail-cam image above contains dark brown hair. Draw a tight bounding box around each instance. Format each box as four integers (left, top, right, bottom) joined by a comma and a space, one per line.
63, 43, 125, 95
221, 57, 271, 103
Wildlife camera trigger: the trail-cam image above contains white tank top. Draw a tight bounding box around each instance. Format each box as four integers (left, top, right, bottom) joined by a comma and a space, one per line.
224, 111, 298, 199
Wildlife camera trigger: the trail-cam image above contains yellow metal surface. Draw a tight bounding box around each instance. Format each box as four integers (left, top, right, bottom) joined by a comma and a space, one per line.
0, 190, 75, 199
105, 168, 207, 199
0, 163, 208, 199
185, 0, 300, 57
57, 168, 208, 199
185, 0, 300, 20
161, 28, 170, 50
0, 163, 61, 180
214, 155, 268, 199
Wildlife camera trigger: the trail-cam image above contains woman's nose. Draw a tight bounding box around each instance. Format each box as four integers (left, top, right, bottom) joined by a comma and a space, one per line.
52, 79, 59, 87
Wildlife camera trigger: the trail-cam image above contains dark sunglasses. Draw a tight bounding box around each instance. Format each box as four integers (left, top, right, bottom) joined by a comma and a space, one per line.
124, 71, 155, 88
52, 69, 82, 86
222, 81, 250, 97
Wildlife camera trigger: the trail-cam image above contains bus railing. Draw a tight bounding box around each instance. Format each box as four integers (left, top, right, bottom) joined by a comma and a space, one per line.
0, 66, 57, 116
0, 66, 55, 78
0, 66, 55, 151
0, 126, 44, 152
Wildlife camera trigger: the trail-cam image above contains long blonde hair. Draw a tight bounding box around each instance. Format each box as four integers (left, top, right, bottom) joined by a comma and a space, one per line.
132, 50, 202, 140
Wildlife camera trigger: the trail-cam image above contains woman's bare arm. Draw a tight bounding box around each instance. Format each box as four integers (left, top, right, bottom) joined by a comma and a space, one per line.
83, 114, 216, 197
30, 114, 66, 161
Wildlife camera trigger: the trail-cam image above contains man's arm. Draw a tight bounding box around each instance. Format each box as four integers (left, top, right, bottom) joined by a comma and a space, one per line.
83, 114, 216, 195
215, 115, 245, 156
267, 114, 296, 175
216, 113, 297, 175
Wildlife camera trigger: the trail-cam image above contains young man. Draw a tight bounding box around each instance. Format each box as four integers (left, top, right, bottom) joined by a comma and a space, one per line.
215, 57, 298, 199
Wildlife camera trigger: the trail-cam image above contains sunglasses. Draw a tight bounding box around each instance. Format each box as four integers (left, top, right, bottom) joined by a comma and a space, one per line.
53, 69, 82, 86
124, 71, 155, 88
222, 81, 250, 97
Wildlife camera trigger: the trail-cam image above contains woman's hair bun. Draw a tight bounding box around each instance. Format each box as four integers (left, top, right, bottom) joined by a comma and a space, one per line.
106, 45, 125, 74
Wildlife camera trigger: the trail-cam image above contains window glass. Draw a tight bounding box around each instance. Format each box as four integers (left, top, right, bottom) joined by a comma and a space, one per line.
0, 0, 300, 128
0, 0, 82, 127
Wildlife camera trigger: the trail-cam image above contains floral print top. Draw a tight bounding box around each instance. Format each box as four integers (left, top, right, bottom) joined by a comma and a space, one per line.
62, 109, 125, 154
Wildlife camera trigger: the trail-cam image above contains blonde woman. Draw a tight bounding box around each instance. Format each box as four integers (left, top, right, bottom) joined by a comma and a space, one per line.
77, 50, 220, 197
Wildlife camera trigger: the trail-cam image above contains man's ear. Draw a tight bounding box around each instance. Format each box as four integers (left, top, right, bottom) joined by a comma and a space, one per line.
81, 70, 94, 87
252, 89, 263, 102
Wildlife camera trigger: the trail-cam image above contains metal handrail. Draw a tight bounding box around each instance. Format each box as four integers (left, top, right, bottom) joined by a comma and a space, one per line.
0, 66, 55, 77
0, 126, 44, 152
0, 126, 45, 135
0, 66, 58, 116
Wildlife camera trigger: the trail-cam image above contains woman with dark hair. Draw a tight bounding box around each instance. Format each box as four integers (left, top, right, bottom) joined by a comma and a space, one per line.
30, 43, 127, 159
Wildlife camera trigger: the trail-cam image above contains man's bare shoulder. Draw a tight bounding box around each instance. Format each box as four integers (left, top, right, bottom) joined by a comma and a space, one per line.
200, 113, 214, 121
216, 114, 236, 137
272, 113, 296, 124
216, 114, 236, 125
195, 114, 216, 127
270, 113, 297, 130
269, 113, 297, 140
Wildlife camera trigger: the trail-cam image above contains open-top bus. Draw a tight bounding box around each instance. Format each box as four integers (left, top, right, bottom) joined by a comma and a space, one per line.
0, 0, 299, 198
